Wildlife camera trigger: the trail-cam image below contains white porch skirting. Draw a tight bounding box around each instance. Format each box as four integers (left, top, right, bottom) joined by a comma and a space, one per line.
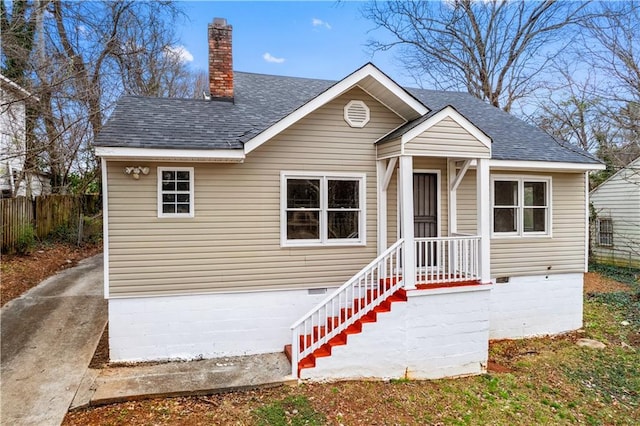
108, 288, 335, 362
489, 273, 583, 339
301, 286, 491, 381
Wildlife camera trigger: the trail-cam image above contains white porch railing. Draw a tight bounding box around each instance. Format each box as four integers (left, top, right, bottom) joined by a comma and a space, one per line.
415, 236, 480, 285
290, 239, 404, 376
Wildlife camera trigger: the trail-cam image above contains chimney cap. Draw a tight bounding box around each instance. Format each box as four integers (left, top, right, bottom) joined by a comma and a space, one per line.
212, 17, 228, 27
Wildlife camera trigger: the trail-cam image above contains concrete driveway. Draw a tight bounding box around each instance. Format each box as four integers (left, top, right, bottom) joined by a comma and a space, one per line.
1, 254, 106, 426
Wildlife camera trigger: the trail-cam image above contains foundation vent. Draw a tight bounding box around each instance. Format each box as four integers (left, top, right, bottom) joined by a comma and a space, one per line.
344, 100, 370, 128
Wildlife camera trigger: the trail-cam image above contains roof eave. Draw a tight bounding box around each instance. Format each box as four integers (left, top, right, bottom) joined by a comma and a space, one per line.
95, 146, 245, 163
0, 74, 39, 102
488, 159, 606, 172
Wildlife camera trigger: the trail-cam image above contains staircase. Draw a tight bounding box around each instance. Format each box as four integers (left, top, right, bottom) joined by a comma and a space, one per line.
287, 239, 406, 377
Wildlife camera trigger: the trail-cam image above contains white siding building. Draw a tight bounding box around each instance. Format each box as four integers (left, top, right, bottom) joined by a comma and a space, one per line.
590, 157, 640, 268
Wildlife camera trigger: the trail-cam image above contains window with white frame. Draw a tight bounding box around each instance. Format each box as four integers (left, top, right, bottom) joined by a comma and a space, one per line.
282, 173, 365, 246
597, 218, 613, 247
158, 167, 194, 217
492, 177, 550, 236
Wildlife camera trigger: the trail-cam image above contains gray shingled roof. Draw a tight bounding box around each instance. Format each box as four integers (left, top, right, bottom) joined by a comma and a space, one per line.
95, 72, 334, 149
404, 88, 600, 164
96, 70, 600, 164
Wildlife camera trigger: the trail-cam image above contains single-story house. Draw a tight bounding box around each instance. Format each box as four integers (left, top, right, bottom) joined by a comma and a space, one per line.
590, 157, 640, 268
95, 18, 605, 380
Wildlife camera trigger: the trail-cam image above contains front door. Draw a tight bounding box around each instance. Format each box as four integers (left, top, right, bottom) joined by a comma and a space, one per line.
414, 173, 438, 268
414, 173, 438, 238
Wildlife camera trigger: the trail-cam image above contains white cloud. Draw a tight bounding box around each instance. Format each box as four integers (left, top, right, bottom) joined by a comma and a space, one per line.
263, 52, 285, 64
164, 45, 194, 63
312, 18, 332, 30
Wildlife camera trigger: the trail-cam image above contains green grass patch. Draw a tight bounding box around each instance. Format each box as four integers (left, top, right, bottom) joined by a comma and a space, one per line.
563, 289, 640, 414
563, 348, 640, 407
252, 395, 326, 426
589, 263, 640, 287
588, 292, 640, 327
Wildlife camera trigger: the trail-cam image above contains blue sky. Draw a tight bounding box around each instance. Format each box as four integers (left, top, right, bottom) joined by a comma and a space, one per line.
176, 1, 412, 85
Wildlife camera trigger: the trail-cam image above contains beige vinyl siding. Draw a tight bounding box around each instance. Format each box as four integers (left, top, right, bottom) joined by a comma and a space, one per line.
590, 163, 640, 267
404, 117, 490, 158
457, 170, 587, 277
376, 138, 402, 159
455, 169, 478, 235
107, 87, 405, 297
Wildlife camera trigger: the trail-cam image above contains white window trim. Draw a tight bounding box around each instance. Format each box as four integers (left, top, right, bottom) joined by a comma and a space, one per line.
157, 166, 195, 218
596, 217, 613, 247
280, 171, 366, 247
491, 175, 552, 238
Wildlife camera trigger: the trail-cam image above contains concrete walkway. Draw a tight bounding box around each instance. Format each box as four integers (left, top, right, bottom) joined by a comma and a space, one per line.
71, 352, 295, 408
1, 254, 107, 426
1, 254, 295, 425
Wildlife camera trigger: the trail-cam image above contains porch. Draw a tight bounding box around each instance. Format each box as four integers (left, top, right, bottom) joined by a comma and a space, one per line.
288, 106, 494, 377
376, 155, 491, 289
375, 105, 493, 289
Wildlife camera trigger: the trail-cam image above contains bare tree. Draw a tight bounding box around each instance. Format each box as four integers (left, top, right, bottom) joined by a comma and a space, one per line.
2, 0, 202, 194
523, 1, 638, 177
363, 0, 591, 112
530, 63, 613, 153
581, 1, 640, 166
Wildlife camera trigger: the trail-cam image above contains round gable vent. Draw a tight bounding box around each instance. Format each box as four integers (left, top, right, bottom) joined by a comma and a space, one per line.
344, 100, 370, 128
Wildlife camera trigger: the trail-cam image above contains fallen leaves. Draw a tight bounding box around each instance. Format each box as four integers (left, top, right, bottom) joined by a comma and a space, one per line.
1, 242, 102, 306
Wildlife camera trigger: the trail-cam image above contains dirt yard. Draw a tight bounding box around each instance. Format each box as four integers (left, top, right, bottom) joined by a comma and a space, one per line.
583, 271, 634, 293
0, 242, 102, 306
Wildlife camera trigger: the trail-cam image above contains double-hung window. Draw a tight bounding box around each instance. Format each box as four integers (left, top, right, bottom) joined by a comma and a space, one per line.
597, 218, 613, 247
282, 172, 365, 246
492, 177, 550, 236
158, 167, 194, 218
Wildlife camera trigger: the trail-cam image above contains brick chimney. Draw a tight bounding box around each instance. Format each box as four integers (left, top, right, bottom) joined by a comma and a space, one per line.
208, 18, 233, 101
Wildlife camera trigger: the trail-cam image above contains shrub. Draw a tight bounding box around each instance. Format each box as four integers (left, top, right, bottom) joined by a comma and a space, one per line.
81, 214, 103, 244
15, 224, 36, 254
50, 224, 78, 245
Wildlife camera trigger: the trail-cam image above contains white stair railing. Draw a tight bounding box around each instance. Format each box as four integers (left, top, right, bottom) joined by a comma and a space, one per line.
290, 239, 404, 376
415, 236, 480, 284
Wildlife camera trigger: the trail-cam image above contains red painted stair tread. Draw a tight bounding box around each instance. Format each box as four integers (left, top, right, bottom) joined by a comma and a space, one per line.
292, 288, 408, 377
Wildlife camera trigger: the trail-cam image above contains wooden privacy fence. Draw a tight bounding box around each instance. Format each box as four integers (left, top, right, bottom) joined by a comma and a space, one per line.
1, 194, 101, 252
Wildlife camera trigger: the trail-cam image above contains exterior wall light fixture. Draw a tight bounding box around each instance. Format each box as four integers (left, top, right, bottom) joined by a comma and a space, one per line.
124, 166, 150, 180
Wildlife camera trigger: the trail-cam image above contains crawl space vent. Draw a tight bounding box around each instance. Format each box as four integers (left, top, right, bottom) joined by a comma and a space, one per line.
344, 100, 370, 128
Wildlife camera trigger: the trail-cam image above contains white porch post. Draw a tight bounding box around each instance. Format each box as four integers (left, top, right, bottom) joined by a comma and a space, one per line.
376, 160, 387, 256
448, 159, 457, 235
476, 158, 491, 284
400, 155, 416, 289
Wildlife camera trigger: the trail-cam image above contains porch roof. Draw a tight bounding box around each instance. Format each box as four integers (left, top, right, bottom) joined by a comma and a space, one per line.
382, 88, 600, 165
